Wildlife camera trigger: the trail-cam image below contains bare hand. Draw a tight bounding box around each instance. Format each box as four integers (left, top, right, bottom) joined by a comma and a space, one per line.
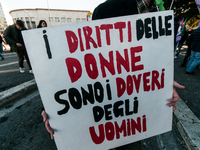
41, 110, 54, 139
168, 81, 185, 111
16, 43, 23, 47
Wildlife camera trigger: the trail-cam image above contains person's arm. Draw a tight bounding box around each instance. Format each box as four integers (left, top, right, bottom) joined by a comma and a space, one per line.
4, 26, 17, 45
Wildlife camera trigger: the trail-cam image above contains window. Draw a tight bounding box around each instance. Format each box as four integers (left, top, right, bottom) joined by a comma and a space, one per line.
61, 17, 66, 22
82, 18, 86, 22
25, 17, 31, 29
26, 22, 31, 29
76, 18, 81, 23
25, 17, 29, 21
67, 18, 71, 22
30, 17, 35, 21
30, 17, 36, 29
49, 17, 54, 22
32, 22, 36, 29
55, 17, 60, 22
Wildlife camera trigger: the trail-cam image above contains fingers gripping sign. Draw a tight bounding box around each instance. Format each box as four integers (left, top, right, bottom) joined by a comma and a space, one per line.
168, 81, 185, 111
41, 110, 54, 139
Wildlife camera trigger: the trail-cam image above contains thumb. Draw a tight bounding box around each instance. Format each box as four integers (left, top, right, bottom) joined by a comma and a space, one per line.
173, 81, 185, 89
41, 110, 48, 122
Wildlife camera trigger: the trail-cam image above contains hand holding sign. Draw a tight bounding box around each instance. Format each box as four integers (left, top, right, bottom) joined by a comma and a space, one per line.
168, 81, 185, 111
22, 11, 179, 150
41, 110, 54, 139
42, 81, 185, 140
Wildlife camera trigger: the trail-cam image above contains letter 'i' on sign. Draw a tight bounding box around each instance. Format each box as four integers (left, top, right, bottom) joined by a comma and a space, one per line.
43, 30, 52, 59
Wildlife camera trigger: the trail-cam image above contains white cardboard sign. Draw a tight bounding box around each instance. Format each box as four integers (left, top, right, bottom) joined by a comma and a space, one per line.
22, 11, 174, 150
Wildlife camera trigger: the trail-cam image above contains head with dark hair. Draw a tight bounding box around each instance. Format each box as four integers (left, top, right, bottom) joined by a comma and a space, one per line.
174, 15, 182, 22
37, 20, 47, 28
15, 20, 24, 30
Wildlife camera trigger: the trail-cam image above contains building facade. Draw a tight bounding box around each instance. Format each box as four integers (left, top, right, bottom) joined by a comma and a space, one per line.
0, 3, 8, 34
10, 8, 90, 29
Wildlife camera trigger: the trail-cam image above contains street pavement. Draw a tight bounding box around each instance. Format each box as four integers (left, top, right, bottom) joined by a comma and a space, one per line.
173, 46, 200, 150
174, 46, 200, 119
0, 50, 34, 92
0, 47, 200, 150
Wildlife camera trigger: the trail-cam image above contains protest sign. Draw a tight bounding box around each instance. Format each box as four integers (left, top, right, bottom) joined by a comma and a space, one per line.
22, 10, 174, 150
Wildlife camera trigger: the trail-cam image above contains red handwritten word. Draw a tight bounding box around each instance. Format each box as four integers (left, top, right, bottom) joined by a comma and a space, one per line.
65, 46, 143, 83
89, 116, 147, 144
65, 21, 132, 53
116, 69, 165, 97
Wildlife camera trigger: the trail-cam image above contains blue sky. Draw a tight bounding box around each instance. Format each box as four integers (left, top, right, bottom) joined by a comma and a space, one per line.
1, 0, 105, 12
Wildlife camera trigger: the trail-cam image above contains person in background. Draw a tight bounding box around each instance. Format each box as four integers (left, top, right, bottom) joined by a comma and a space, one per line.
0, 35, 5, 60
185, 27, 200, 75
42, 1, 185, 150
174, 16, 182, 53
1, 34, 7, 51
174, 27, 188, 58
3, 30, 13, 52
4, 20, 32, 73
37, 20, 47, 28
180, 28, 193, 67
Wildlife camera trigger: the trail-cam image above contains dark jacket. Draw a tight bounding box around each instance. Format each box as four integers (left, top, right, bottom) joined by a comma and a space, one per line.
4, 24, 27, 52
179, 28, 188, 44
0, 35, 3, 43
187, 27, 200, 52
92, 0, 138, 20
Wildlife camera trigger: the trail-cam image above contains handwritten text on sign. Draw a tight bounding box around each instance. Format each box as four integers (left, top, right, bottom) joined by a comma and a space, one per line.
22, 11, 174, 150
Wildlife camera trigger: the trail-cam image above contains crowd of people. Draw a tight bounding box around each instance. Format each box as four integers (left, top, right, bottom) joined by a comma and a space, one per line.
174, 16, 200, 75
